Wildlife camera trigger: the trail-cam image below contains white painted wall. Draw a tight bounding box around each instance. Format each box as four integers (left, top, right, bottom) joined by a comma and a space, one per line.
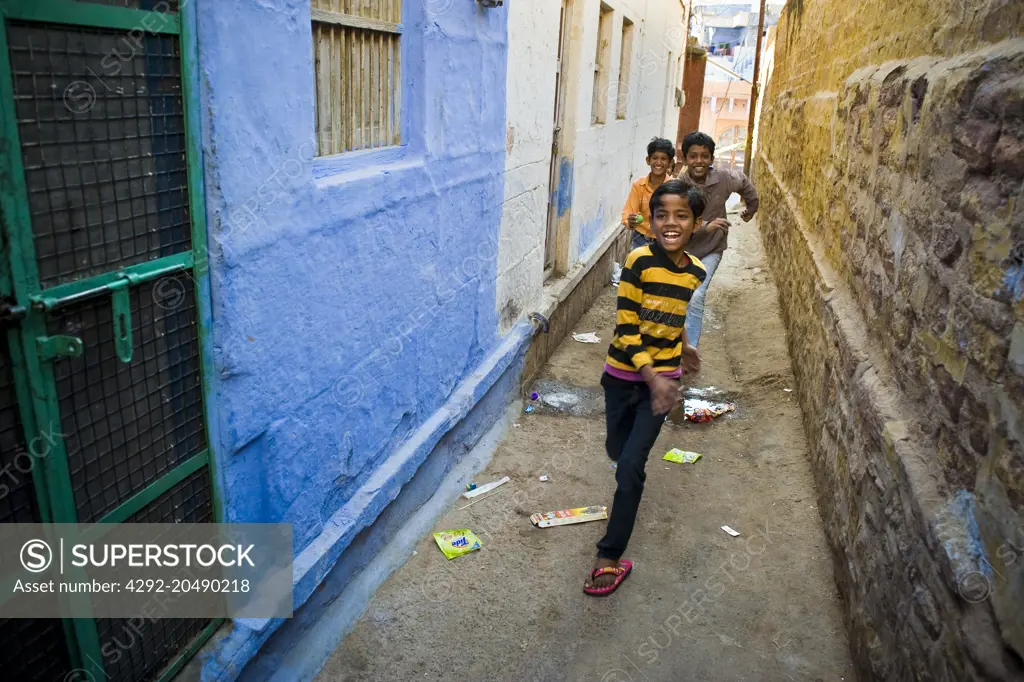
495, 0, 561, 330
496, 0, 687, 331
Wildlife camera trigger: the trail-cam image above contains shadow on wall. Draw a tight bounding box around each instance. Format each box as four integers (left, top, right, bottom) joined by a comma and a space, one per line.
784, 0, 804, 46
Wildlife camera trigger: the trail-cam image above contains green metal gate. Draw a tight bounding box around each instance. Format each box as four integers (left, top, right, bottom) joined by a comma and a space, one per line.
0, 1, 220, 680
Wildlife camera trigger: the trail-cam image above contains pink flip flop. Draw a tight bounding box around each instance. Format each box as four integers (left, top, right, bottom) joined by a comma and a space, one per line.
583, 559, 633, 596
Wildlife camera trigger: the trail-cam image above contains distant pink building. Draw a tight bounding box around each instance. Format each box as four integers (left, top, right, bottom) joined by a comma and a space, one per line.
697, 79, 751, 172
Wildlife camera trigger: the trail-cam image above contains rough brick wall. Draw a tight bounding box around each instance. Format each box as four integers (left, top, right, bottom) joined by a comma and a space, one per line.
756, 1, 1024, 679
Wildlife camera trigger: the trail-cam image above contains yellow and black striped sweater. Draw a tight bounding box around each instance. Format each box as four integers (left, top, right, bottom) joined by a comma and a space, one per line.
605, 243, 706, 381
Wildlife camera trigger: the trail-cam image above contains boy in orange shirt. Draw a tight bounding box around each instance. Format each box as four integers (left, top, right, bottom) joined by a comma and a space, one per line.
621, 137, 675, 250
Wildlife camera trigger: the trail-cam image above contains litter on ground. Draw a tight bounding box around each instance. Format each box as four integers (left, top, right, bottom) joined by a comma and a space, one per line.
539, 474, 549, 482
531, 505, 608, 528
612, 262, 622, 285
433, 529, 482, 559
530, 392, 539, 400
721, 525, 741, 537
541, 392, 581, 410
684, 398, 736, 423
462, 476, 510, 499
572, 332, 601, 343
525, 405, 535, 413
663, 448, 703, 464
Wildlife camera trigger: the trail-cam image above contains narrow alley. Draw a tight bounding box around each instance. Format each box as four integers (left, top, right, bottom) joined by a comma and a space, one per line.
1, 1, 1020, 681
316, 217, 854, 681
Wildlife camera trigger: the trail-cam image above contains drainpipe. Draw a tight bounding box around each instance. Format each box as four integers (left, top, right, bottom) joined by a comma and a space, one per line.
743, 0, 766, 176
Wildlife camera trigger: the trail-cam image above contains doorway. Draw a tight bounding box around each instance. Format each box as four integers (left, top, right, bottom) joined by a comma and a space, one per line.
544, 0, 574, 279
0, 2, 220, 680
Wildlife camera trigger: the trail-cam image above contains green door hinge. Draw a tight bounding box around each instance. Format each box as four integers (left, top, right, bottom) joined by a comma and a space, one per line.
37, 335, 84, 361
109, 279, 133, 363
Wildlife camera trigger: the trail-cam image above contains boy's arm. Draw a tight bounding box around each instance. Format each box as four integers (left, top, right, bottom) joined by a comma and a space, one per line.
680, 324, 700, 374
612, 260, 654, 370
737, 171, 759, 221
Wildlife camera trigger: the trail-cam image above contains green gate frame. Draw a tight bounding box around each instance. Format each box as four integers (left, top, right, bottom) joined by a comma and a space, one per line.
0, 2, 222, 680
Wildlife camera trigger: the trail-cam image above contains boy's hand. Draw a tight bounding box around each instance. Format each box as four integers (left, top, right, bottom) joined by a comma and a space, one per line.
680, 344, 701, 375
707, 218, 731, 232
628, 213, 643, 228
648, 374, 678, 416
741, 209, 755, 222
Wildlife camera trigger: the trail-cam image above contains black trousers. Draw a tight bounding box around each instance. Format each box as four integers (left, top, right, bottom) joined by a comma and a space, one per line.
596, 372, 667, 561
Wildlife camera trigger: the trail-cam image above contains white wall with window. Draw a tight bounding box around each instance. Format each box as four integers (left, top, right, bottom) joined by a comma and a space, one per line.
497, 0, 687, 332
497, 0, 688, 329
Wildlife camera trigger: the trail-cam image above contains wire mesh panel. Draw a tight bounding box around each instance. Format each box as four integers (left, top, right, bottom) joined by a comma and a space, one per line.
7, 21, 190, 289
47, 274, 206, 523
97, 616, 209, 682
0, 340, 73, 682
126, 465, 213, 524
0, 340, 74, 681
96, 468, 213, 682
0, 333, 41, 525
0, 330, 43, 580
0, 617, 74, 682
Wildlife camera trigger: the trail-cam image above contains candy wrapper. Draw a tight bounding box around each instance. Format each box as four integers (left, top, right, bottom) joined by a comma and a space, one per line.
433, 529, 482, 559
683, 398, 735, 423
663, 448, 702, 464
530, 505, 608, 528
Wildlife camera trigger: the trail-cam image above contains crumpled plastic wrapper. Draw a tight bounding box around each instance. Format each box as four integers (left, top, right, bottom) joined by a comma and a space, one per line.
433, 529, 482, 559
683, 398, 736, 423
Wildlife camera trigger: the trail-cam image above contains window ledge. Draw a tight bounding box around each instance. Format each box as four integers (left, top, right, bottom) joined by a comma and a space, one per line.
313, 145, 424, 187
313, 145, 407, 179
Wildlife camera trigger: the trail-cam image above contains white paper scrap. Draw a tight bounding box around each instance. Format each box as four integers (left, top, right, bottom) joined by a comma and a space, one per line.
572, 332, 601, 344
721, 525, 741, 537
462, 476, 511, 499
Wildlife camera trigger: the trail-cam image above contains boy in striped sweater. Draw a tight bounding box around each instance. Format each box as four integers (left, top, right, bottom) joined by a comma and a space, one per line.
584, 179, 706, 596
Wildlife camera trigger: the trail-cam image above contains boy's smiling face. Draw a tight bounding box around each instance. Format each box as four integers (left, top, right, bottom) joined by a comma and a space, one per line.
652, 193, 699, 254
647, 151, 673, 178
685, 144, 713, 182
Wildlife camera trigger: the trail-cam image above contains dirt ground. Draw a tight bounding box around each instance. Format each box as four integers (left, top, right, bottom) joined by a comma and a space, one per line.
316, 218, 854, 682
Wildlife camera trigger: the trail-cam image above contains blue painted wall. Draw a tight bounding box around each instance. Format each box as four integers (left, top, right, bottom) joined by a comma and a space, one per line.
577, 204, 606, 259
196, 0, 508, 591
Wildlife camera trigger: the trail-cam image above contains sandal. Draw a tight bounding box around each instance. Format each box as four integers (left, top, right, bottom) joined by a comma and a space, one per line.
583, 559, 633, 597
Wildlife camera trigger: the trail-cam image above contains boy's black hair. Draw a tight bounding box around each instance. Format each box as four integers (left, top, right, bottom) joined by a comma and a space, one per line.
649, 178, 707, 218
682, 131, 716, 157
646, 137, 675, 159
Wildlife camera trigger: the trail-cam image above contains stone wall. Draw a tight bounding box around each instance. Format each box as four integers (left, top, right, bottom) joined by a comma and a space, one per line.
756, 0, 1024, 679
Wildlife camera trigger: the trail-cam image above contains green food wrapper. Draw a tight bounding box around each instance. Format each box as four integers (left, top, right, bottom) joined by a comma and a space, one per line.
663, 448, 702, 464
433, 529, 482, 560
